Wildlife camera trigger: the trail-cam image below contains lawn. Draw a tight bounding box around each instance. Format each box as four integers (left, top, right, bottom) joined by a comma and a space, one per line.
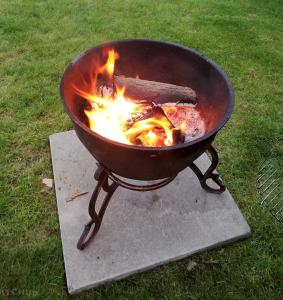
0, 0, 282, 299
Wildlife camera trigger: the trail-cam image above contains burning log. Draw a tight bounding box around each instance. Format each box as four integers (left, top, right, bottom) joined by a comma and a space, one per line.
114, 75, 197, 104
125, 111, 186, 147
172, 128, 185, 144
125, 103, 204, 145
136, 128, 184, 147
162, 106, 205, 142
126, 105, 163, 128
125, 102, 196, 127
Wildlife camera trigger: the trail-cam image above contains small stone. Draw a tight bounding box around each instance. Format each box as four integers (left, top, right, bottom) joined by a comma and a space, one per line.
186, 261, 197, 272
205, 259, 219, 264
42, 178, 53, 189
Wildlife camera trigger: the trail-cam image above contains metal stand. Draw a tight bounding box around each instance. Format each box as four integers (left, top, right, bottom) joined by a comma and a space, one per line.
189, 145, 226, 194
77, 145, 226, 250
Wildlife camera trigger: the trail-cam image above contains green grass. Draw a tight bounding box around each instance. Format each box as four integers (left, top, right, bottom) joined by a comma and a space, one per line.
0, 0, 282, 299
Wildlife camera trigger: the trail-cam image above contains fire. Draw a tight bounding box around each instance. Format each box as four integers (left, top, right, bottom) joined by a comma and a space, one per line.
98, 49, 119, 78
73, 49, 193, 147
125, 116, 174, 146
82, 87, 142, 144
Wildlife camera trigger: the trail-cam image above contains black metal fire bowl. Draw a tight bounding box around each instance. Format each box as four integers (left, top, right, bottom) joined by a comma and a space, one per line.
59, 39, 235, 250
60, 39, 234, 181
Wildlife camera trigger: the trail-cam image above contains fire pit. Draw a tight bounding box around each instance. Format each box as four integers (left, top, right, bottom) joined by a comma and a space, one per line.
60, 39, 234, 250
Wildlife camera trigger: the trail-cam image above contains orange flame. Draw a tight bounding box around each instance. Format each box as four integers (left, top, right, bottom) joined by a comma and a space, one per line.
73, 49, 176, 147
125, 116, 174, 146
98, 49, 119, 78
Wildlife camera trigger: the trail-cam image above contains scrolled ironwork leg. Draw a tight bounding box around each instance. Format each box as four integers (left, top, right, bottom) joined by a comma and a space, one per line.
190, 145, 226, 194
77, 164, 118, 250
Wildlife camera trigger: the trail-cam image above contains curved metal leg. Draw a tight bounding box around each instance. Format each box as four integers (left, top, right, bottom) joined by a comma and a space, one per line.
190, 145, 226, 194
77, 146, 225, 250
77, 164, 118, 250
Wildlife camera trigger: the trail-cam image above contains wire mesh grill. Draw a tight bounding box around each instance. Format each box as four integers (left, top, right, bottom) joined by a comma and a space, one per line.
257, 155, 283, 223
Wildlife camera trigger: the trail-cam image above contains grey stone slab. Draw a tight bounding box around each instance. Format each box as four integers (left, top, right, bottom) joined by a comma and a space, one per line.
49, 130, 251, 294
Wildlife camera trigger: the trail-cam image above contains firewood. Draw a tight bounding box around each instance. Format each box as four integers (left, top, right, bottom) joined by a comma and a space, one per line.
162, 106, 205, 142
172, 128, 185, 144
125, 102, 195, 129
114, 75, 197, 104
125, 106, 163, 128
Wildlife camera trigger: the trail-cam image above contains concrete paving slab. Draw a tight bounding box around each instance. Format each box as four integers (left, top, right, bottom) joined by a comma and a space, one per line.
49, 130, 251, 294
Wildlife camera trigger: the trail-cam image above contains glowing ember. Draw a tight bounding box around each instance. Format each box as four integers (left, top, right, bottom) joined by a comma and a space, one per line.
73, 49, 205, 147
125, 115, 174, 146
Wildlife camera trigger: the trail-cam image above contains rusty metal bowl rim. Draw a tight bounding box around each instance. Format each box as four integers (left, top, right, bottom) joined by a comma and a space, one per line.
60, 38, 235, 152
